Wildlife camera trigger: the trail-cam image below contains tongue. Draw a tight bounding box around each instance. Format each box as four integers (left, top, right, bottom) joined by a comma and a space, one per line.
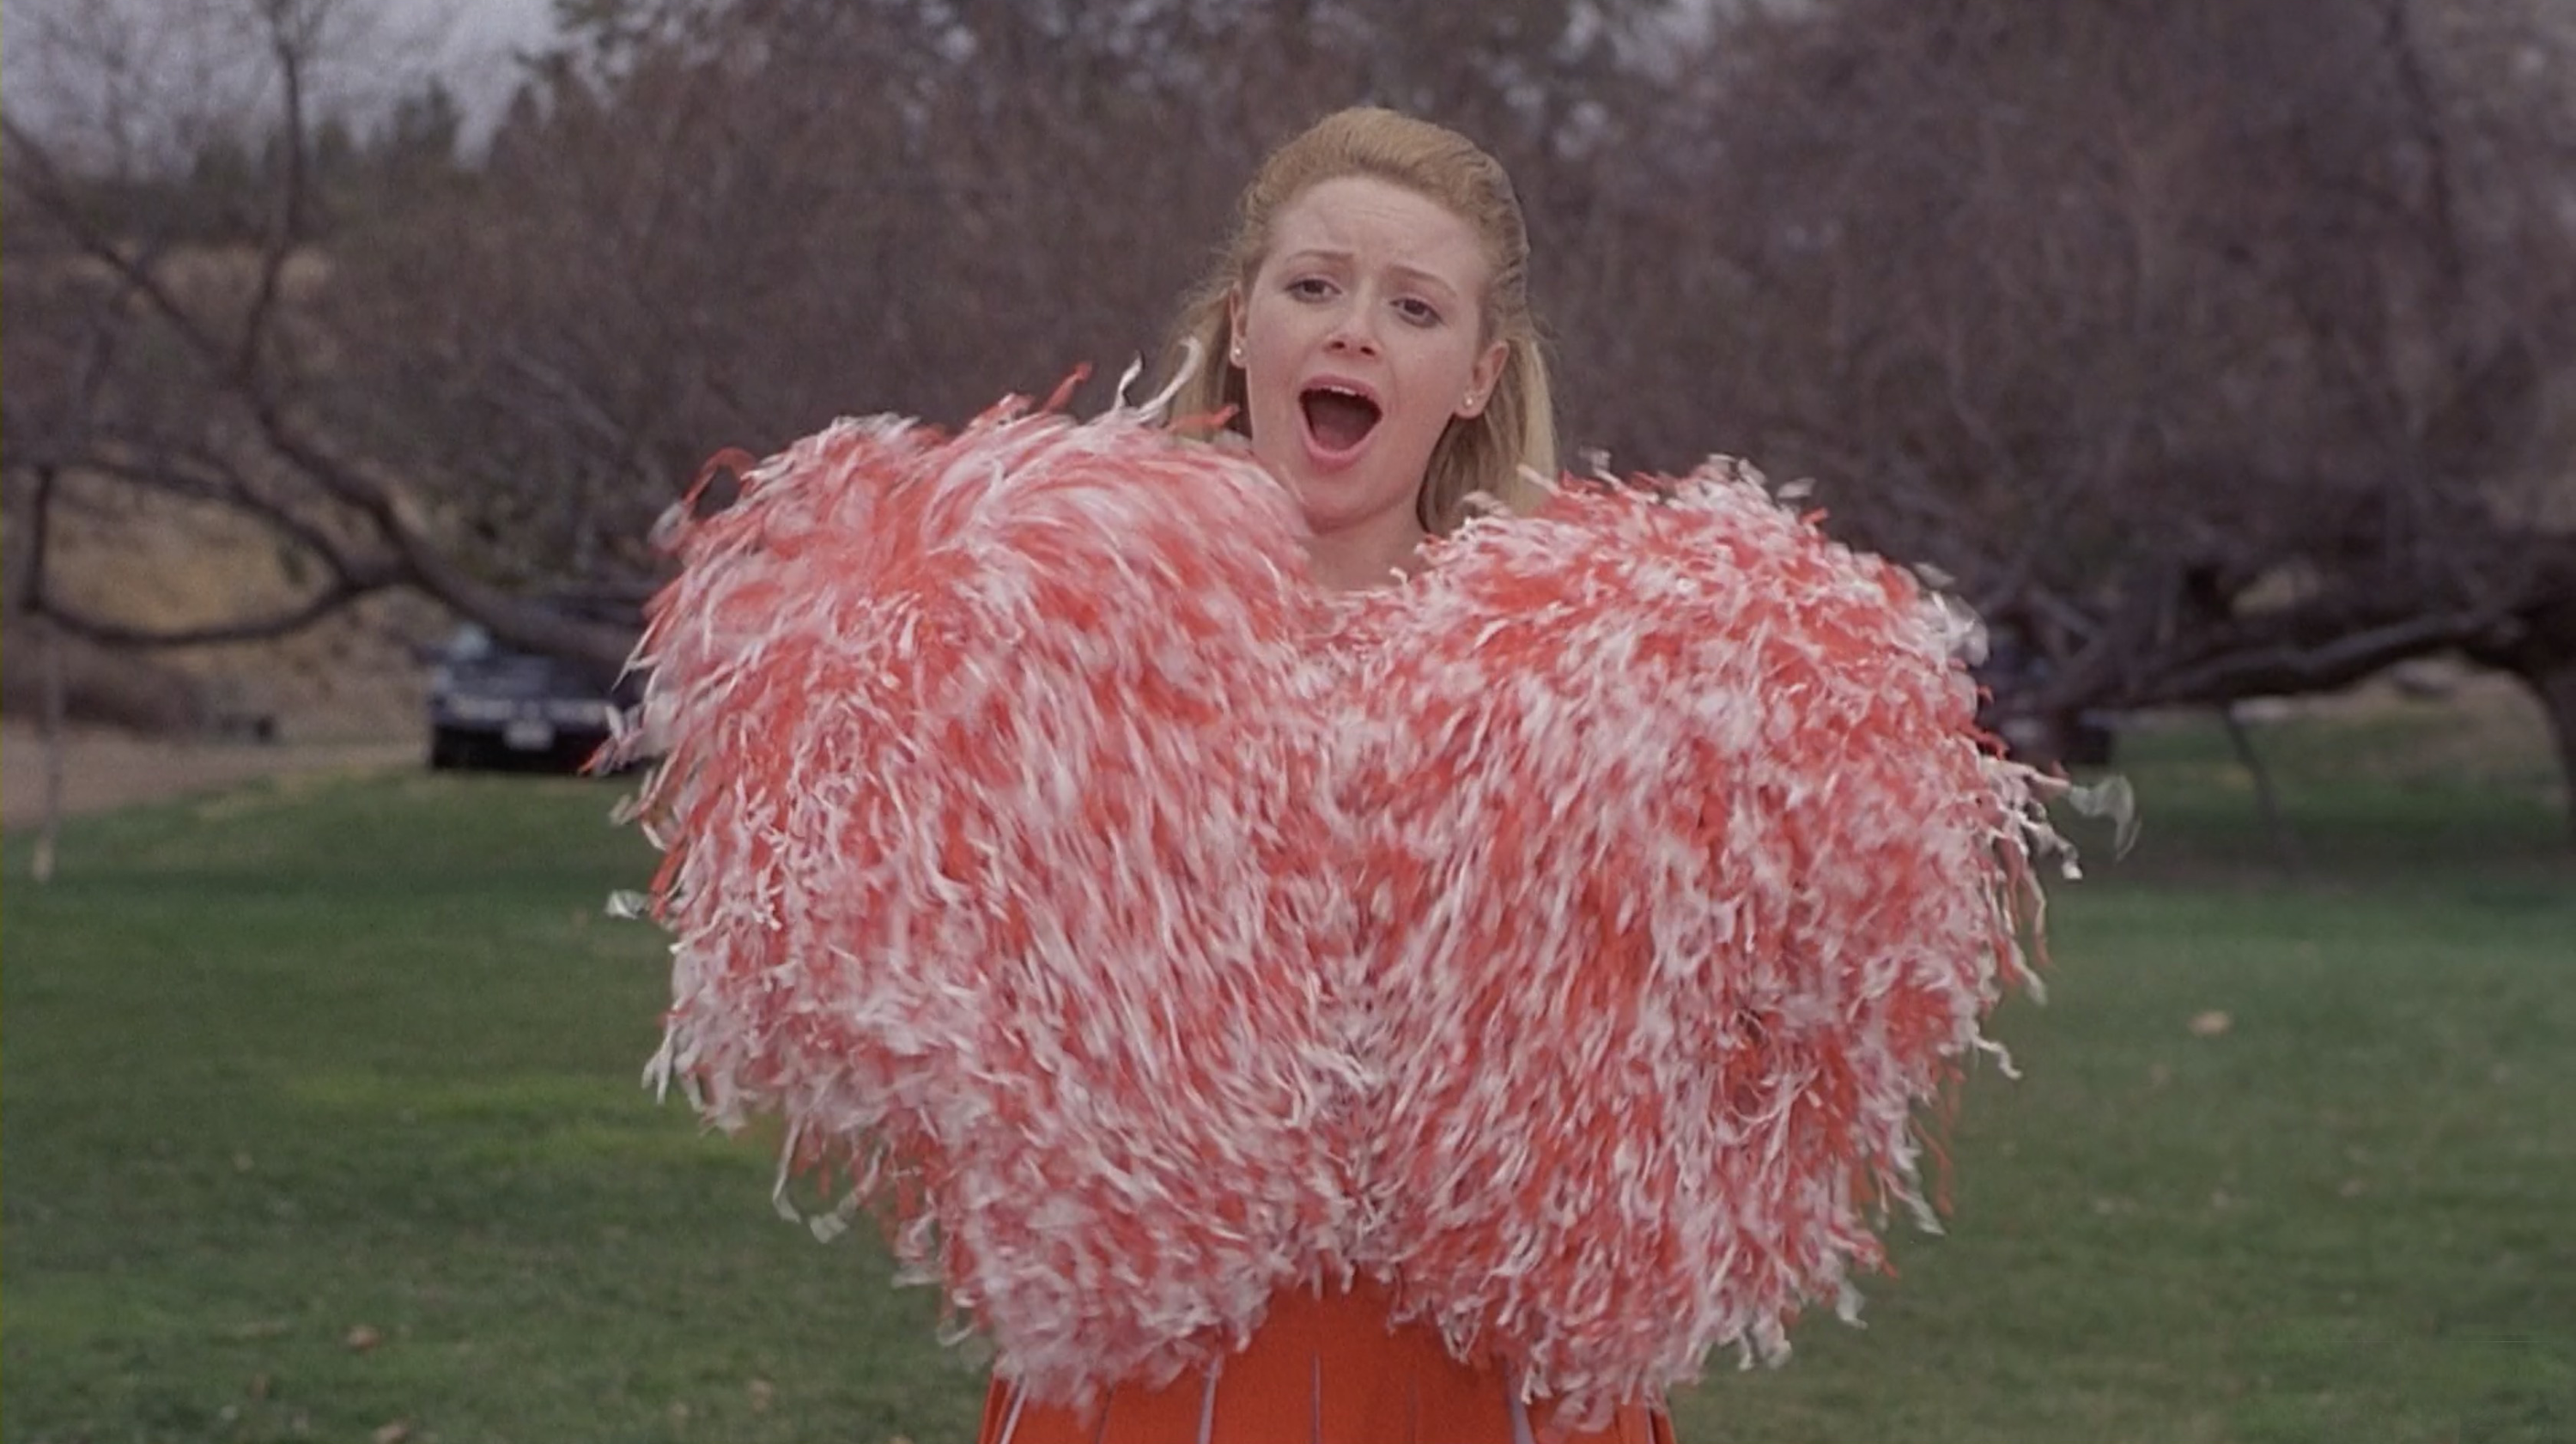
1303, 392, 1378, 452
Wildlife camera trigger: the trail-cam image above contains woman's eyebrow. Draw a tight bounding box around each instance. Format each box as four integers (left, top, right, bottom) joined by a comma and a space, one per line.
1270, 246, 1354, 276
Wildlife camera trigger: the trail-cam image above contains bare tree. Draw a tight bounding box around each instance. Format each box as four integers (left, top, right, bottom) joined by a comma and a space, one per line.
3, 0, 637, 669
1616, 0, 2576, 828
9, 0, 2567, 834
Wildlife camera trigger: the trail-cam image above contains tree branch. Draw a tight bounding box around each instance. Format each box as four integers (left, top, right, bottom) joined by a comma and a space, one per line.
26, 573, 399, 649
231, 0, 313, 384
2135, 609, 2507, 708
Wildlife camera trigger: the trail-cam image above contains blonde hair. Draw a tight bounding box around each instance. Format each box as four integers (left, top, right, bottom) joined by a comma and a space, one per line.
1163, 107, 1557, 531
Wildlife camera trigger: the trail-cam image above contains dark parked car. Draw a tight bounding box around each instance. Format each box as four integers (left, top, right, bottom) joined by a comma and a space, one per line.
425, 624, 634, 773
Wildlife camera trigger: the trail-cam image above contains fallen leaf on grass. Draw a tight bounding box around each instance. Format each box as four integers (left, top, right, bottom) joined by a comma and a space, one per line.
373, 1422, 412, 1444
749, 1379, 775, 1414
2188, 1010, 2233, 1037
345, 1324, 384, 1353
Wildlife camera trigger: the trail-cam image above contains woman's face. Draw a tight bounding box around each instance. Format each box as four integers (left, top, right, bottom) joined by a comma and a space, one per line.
1230, 176, 1508, 560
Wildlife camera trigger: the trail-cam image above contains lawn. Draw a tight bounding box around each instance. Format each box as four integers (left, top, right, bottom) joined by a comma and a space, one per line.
4, 691, 2571, 1443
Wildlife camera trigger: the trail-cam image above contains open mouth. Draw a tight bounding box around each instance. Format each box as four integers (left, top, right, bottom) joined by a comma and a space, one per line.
1300, 385, 1382, 454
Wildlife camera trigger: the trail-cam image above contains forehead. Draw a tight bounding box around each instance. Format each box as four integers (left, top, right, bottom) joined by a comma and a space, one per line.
1260, 175, 1491, 283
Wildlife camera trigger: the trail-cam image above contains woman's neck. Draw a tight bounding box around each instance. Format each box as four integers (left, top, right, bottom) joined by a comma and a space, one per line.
1305, 513, 1429, 593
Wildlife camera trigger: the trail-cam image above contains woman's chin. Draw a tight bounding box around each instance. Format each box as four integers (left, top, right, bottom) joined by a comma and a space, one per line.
1291, 484, 1391, 538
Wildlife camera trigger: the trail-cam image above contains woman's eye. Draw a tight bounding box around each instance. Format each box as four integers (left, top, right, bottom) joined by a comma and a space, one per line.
1394, 296, 1442, 325
1286, 277, 1334, 300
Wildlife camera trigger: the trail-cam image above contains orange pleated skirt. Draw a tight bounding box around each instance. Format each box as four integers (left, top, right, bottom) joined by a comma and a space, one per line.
975, 1275, 1675, 1444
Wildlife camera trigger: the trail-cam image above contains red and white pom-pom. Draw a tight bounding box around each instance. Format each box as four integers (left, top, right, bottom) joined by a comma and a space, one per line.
627, 392, 1355, 1402
1337, 460, 2053, 1421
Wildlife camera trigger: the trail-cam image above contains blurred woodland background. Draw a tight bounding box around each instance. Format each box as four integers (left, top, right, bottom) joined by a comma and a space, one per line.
5, 0, 2573, 829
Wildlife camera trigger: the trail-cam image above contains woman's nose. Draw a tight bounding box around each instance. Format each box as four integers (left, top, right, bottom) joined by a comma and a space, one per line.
1323, 306, 1381, 356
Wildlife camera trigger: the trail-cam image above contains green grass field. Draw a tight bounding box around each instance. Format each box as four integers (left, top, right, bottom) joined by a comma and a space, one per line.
5, 694, 2571, 1443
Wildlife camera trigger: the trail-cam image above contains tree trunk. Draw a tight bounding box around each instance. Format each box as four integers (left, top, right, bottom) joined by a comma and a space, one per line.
2473, 546, 2576, 852
2221, 704, 2306, 877
2523, 657, 2576, 852
33, 617, 67, 883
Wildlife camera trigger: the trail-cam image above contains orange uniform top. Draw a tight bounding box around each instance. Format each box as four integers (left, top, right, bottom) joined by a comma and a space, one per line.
975, 1275, 1676, 1444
